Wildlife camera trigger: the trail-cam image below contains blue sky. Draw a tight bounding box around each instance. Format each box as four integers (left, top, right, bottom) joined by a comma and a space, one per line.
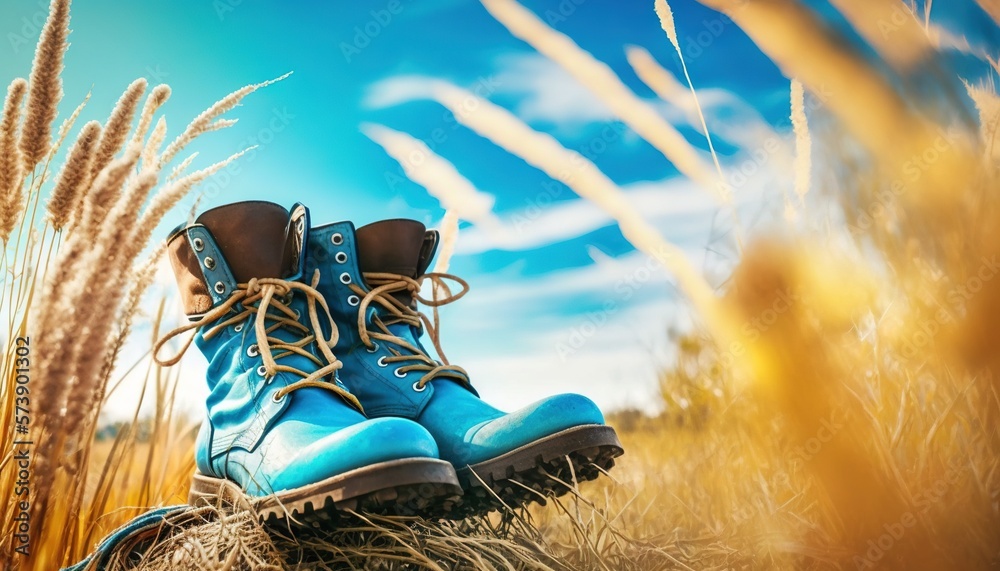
1, 0, 996, 419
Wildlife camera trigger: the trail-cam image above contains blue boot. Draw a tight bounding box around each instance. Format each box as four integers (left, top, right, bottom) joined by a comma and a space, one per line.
155, 202, 461, 525
305, 218, 623, 515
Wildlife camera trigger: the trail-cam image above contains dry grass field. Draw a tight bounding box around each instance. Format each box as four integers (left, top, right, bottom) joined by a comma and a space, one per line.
1, 0, 999, 569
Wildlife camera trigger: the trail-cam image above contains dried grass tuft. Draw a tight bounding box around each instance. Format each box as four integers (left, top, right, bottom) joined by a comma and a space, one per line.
160, 72, 290, 166
47, 120, 101, 230
0, 79, 28, 242
19, 0, 69, 172
422, 82, 731, 340
0, 3, 285, 560
142, 117, 168, 172
653, 0, 680, 51
480, 0, 721, 200
89, 78, 148, 183
132, 85, 172, 149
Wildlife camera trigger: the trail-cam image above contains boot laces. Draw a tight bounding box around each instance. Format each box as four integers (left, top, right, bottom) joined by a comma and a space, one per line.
155, 269, 362, 410
351, 271, 471, 390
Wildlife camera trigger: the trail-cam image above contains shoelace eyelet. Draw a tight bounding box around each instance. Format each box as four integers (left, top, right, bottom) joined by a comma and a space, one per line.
335, 252, 348, 264
347, 295, 360, 307
192, 237, 205, 252
339, 272, 352, 284
204, 257, 216, 270
394, 368, 407, 378
412, 381, 426, 392
256, 365, 267, 377
233, 323, 243, 333
271, 391, 285, 403
247, 344, 260, 357
214, 282, 226, 295
366, 342, 379, 353
377, 356, 388, 367
331, 233, 344, 245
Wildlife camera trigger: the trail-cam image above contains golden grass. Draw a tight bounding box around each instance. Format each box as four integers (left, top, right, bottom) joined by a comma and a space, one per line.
2, 0, 999, 569
0, 0, 283, 567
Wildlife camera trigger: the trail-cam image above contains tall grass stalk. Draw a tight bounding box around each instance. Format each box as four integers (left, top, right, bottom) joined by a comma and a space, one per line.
0, 1, 282, 567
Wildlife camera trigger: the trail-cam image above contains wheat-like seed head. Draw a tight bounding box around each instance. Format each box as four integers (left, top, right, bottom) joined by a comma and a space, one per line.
826, 0, 931, 70
131, 84, 171, 149
89, 78, 148, 183
168, 152, 199, 182
129, 146, 256, 260
159, 73, 290, 166
25, 64, 283, 565
142, 116, 168, 172
47, 120, 101, 231
99, 170, 159, 259
0, 79, 28, 243
19, 0, 69, 173
653, 0, 681, 53
77, 145, 142, 236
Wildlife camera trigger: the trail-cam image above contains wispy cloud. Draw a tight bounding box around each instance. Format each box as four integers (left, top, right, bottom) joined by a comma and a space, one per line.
438, 256, 689, 413
363, 55, 784, 162
454, 177, 723, 254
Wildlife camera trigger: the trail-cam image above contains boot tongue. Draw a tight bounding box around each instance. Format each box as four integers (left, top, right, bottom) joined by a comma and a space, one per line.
196, 201, 297, 282
355, 219, 427, 277
356, 219, 428, 305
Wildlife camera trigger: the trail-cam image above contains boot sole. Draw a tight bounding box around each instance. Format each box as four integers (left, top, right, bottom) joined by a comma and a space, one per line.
453, 424, 624, 517
188, 457, 463, 526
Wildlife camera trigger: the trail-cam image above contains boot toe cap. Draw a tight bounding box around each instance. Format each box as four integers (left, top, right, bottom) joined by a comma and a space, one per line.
461, 393, 605, 466
256, 417, 441, 494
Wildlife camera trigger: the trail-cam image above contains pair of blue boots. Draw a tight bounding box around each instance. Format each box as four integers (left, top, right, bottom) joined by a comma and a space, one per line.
154, 201, 623, 525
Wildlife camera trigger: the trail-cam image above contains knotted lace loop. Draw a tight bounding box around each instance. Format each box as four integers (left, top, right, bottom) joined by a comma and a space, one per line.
350, 271, 470, 390
154, 269, 361, 411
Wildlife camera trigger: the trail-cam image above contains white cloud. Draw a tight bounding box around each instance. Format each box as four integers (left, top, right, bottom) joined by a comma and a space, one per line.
491, 53, 617, 124
363, 53, 742, 133
364, 75, 443, 108
454, 177, 722, 254
426, 246, 706, 413
447, 286, 681, 415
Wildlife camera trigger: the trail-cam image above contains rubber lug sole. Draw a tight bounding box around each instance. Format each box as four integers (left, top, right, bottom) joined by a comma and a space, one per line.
453, 424, 624, 517
188, 457, 463, 527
